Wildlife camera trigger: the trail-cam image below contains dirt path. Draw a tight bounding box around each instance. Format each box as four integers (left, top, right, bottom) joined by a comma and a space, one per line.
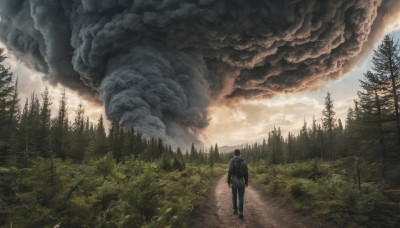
190, 174, 336, 228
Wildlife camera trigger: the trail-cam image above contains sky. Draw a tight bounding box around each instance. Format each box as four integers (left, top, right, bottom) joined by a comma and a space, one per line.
0, 43, 107, 128
1, 5, 400, 149
200, 22, 400, 147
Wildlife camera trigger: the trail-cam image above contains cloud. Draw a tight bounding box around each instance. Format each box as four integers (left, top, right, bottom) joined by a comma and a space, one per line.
201, 95, 352, 146
1, 41, 106, 128
1, 0, 400, 147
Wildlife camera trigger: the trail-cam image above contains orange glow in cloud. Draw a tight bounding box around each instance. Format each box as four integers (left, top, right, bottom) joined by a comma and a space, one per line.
200, 96, 352, 147
200, 14, 400, 147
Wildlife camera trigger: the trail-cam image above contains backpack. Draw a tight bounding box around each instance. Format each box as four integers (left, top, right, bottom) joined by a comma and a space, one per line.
233, 158, 246, 178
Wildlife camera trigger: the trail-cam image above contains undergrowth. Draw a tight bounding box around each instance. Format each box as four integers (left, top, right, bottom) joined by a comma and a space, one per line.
0, 155, 226, 227
250, 158, 400, 228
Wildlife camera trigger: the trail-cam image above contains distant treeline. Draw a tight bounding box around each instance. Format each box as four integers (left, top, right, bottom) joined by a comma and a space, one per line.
233, 35, 400, 186
0, 47, 224, 170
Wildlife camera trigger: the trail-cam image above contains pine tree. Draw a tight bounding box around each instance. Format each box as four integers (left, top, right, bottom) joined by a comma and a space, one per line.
190, 143, 197, 162
372, 35, 400, 146
14, 98, 29, 167
310, 116, 318, 159
38, 87, 51, 156
334, 118, 347, 157
358, 71, 389, 181
214, 143, 219, 163
316, 124, 324, 159
157, 138, 164, 159
109, 117, 123, 162
261, 138, 267, 161
209, 148, 214, 169
70, 103, 86, 162
184, 149, 189, 161
0, 48, 14, 139
176, 147, 183, 159
287, 132, 295, 163
95, 115, 107, 156
0, 48, 15, 164
322, 92, 336, 160
124, 126, 135, 157
345, 107, 355, 132
268, 127, 284, 164
299, 119, 310, 160
52, 89, 68, 159
117, 126, 125, 162
8, 79, 20, 142
28, 92, 41, 156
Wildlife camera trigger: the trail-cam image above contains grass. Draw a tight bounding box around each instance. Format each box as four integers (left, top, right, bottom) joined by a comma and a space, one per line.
249, 158, 400, 228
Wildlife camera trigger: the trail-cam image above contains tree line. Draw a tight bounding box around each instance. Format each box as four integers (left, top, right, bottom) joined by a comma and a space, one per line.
0, 47, 223, 172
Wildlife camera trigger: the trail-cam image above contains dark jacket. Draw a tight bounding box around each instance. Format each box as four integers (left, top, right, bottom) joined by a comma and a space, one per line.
227, 157, 248, 188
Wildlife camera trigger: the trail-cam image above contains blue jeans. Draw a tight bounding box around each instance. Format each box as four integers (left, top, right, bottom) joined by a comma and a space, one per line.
232, 187, 245, 212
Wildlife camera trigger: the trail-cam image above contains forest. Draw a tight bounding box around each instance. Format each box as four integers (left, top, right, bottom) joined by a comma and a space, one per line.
0, 35, 399, 227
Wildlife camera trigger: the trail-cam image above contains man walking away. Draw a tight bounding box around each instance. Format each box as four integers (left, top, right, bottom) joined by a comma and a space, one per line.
228, 149, 248, 219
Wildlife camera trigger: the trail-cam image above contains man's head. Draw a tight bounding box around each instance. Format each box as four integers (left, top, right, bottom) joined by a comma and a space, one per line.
234, 149, 241, 157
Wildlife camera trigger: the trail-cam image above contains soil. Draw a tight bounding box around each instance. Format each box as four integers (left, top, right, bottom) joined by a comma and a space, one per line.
189, 174, 338, 228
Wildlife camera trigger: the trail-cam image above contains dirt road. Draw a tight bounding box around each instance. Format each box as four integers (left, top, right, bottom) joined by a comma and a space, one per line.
190, 174, 336, 228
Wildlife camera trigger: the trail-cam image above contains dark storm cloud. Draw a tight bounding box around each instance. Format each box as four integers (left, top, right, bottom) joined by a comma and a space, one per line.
0, 0, 398, 146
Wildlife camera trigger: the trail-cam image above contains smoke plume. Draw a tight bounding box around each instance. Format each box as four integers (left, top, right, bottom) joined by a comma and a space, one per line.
0, 0, 399, 146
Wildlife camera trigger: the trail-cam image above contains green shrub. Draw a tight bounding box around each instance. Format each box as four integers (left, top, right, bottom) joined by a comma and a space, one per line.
0, 154, 225, 228
291, 164, 312, 178
160, 153, 172, 171
290, 182, 306, 199
270, 180, 284, 196
95, 153, 115, 179
172, 156, 185, 171
122, 171, 162, 220
337, 184, 359, 211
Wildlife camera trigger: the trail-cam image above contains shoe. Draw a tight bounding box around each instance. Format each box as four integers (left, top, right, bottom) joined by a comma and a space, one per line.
239, 212, 243, 219
233, 211, 238, 215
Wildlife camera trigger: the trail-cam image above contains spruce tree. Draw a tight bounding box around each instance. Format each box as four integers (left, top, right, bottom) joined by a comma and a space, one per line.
0, 48, 15, 164
7, 79, 20, 143
95, 115, 107, 156
322, 92, 336, 160
14, 99, 29, 167
38, 87, 51, 156
190, 142, 197, 162
287, 132, 295, 163
214, 143, 219, 163
261, 138, 267, 161
71, 103, 86, 162
28, 93, 41, 156
358, 71, 389, 181
109, 117, 123, 162
310, 116, 318, 158
176, 147, 183, 159
125, 126, 135, 157
52, 89, 68, 159
372, 35, 400, 146
335, 119, 346, 157
0, 48, 14, 135
299, 119, 310, 159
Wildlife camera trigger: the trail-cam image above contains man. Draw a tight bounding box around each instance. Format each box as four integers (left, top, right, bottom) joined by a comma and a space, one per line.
228, 149, 248, 219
